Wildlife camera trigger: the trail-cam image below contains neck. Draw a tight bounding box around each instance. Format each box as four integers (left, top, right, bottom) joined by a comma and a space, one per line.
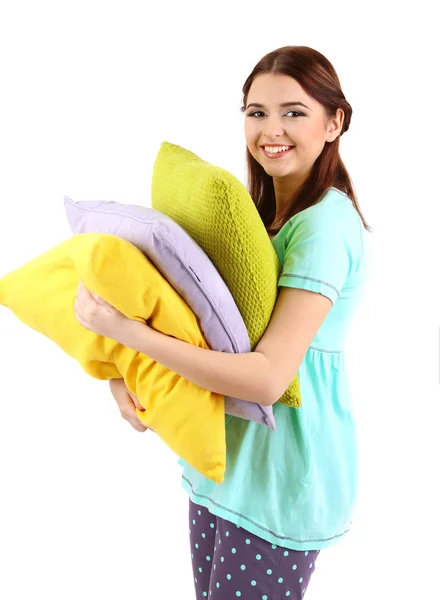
272, 177, 304, 227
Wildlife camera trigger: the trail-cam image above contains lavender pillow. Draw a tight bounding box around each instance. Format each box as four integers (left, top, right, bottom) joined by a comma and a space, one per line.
64, 196, 275, 430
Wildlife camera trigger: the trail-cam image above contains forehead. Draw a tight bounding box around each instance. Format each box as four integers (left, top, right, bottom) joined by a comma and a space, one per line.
247, 73, 313, 106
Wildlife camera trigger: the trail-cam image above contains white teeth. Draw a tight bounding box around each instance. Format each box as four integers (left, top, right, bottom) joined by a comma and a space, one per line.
264, 145, 291, 154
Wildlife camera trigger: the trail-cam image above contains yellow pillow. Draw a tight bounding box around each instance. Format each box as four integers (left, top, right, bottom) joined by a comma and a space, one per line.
0, 233, 226, 483
152, 142, 301, 408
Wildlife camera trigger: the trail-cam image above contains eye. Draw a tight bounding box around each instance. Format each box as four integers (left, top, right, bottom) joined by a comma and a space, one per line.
285, 111, 304, 117
247, 110, 265, 118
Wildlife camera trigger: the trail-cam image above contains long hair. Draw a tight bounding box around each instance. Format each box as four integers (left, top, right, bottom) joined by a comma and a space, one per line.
241, 46, 372, 235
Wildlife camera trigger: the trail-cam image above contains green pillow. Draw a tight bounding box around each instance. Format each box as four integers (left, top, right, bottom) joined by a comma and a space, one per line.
151, 142, 301, 408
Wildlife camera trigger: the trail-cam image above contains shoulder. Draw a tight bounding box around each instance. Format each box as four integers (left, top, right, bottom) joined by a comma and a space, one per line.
272, 187, 368, 286
284, 187, 365, 254
293, 187, 360, 229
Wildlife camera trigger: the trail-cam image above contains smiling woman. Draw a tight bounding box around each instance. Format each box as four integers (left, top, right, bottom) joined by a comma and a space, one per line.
241, 49, 370, 238
178, 46, 371, 600
244, 72, 344, 227
92, 45, 371, 600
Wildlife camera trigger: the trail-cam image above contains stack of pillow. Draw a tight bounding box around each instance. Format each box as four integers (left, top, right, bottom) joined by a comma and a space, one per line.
0, 142, 301, 483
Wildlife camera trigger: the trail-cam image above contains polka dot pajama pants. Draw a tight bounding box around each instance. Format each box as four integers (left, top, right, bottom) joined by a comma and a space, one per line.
189, 500, 320, 599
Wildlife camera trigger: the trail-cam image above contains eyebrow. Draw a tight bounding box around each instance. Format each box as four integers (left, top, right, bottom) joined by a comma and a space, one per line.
246, 101, 310, 110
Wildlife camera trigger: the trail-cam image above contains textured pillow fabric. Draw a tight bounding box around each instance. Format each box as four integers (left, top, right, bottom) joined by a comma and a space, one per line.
151, 142, 301, 408
63, 196, 275, 430
0, 233, 226, 483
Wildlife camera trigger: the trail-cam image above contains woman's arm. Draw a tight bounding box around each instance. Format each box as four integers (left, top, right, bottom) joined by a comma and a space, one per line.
119, 318, 271, 404
75, 283, 332, 406
115, 287, 333, 406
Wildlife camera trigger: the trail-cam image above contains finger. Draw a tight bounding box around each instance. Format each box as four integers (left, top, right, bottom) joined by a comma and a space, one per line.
77, 281, 96, 305
90, 290, 110, 306
109, 372, 148, 432
118, 392, 144, 422
128, 391, 145, 411
74, 297, 83, 314
127, 417, 148, 433
122, 411, 147, 432
77, 281, 86, 298
75, 282, 90, 309
75, 286, 83, 309
73, 301, 85, 325
120, 404, 148, 432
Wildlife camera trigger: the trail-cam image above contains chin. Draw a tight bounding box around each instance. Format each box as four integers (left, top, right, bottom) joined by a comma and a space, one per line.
263, 165, 295, 178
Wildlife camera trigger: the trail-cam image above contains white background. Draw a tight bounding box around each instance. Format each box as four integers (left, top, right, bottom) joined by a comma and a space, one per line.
0, 1, 439, 599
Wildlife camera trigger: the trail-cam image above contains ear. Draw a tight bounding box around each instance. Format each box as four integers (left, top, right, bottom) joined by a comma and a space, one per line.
325, 108, 344, 142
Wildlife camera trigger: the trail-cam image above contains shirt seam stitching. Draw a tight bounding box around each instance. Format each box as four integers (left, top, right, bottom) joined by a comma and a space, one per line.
181, 476, 350, 544
279, 273, 340, 297
308, 345, 344, 353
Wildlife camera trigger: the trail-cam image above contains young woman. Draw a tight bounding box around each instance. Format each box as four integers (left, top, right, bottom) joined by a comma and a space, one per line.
75, 45, 370, 599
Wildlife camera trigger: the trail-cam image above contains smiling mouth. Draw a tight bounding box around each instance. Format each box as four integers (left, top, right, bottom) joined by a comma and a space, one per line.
261, 145, 294, 158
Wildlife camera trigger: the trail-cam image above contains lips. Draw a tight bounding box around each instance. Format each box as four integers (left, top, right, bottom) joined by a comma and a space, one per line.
261, 145, 295, 159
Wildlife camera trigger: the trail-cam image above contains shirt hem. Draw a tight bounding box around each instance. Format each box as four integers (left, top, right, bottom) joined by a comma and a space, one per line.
181, 475, 351, 552
278, 273, 339, 304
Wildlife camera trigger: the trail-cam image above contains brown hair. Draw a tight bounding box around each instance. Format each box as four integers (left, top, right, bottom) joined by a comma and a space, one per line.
241, 46, 372, 235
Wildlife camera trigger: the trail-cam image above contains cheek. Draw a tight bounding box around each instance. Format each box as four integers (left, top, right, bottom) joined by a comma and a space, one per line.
244, 120, 258, 146
244, 125, 261, 163
294, 125, 326, 158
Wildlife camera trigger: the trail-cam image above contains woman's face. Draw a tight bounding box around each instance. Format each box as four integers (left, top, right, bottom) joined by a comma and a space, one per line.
244, 73, 342, 185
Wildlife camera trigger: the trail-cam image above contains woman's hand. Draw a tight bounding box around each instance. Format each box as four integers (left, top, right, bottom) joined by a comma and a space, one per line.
75, 283, 154, 432
109, 378, 150, 433
74, 281, 131, 342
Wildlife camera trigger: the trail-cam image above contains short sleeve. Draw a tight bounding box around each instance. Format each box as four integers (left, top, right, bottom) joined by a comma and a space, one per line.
278, 210, 356, 305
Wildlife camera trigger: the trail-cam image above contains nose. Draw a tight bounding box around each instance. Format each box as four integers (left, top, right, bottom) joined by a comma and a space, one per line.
263, 116, 284, 140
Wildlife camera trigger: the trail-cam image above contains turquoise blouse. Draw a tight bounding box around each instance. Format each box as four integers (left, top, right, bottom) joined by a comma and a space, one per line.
178, 187, 369, 551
